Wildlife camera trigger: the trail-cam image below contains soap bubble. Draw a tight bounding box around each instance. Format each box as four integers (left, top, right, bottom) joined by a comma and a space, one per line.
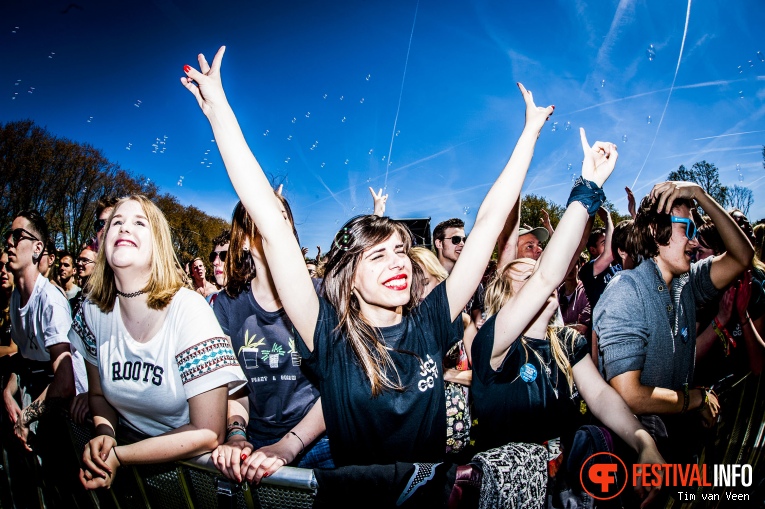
395, 130, 400, 136
600, 80, 605, 87
758, 51, 764, 62
341, 116, 346, 122
360, 98, 364, 103
647, 116, 652, 124
646, 44, 656, 61
365, 74, 371, 81
622, 135, 628, 142
263, 130, 269, 136
368, 149, 373, 154
565, 121, 571, 131
551, 122, 558, 132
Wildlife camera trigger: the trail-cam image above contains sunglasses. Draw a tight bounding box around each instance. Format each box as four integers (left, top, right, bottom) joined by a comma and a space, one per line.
670, 216, 697, 241
209, 250, 228, 263
77, 257, 96, 266
448, 235, 467, 245
4, 228, 39, 246
94, 218, 107, 233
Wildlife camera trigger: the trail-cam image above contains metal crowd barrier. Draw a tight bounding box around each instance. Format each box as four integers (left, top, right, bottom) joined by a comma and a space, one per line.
65, 419, 318, 509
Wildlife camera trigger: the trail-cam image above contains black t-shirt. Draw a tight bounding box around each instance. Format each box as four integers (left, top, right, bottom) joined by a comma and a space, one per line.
578, 260, 622, 309
471, 315, 589, 451
214, 284, 321, 441
296, 282, 458, 466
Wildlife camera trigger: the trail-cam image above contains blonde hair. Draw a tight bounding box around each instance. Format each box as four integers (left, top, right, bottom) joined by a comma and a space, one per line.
88, 195, 184, 312
483, 258, 577, 393
409, 246, 448, 282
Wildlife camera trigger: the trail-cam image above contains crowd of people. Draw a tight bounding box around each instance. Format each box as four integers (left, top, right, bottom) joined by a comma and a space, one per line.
1, 45, 763, 508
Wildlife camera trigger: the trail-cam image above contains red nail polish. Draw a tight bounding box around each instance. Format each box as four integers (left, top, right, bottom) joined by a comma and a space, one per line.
263, 472, 269, 478
184, 65, 191, 73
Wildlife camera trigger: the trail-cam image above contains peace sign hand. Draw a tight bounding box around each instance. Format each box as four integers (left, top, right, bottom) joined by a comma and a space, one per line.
181, 46, 228, 115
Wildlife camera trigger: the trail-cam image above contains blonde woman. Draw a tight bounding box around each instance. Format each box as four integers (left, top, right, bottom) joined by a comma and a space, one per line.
470, 132, 665, 505
68, 195, 246, 489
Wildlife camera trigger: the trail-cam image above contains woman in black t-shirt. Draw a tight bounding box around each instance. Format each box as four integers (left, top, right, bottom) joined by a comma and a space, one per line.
470, 132, 665, 504
182, 46, 553, 468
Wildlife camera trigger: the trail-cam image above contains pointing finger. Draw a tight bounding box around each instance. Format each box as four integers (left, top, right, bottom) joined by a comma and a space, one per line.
579, 128, 589, 152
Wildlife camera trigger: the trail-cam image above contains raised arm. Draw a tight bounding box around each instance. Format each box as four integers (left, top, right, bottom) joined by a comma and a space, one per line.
369, 187, 388, 217
592, 207, 615, 276
496, 199, 521, 270
445, 83, 553, 320
181, 47, 319, 346
650, 181, 753, 289
490, 129, 617, 366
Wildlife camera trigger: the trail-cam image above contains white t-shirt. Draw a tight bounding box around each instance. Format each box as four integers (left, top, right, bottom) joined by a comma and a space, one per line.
10, 273, 88, 394
68, 288, 246, 437
11, 273, 72, 361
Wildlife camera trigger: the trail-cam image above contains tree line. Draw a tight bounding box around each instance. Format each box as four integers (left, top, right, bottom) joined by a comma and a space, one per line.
0, 120, 228, 265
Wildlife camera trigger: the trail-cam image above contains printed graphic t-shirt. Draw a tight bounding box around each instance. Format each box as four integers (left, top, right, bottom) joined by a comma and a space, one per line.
471, 316, 589, 451
69, 288, 246, 437
296, 282, 458, 466
214, 285, 320, 441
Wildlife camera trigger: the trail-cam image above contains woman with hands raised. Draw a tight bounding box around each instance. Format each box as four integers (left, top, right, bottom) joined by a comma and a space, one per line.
469, 131, 666, 506
182, 46, 552, 466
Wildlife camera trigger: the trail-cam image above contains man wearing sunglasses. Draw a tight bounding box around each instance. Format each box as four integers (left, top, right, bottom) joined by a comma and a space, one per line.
433, 218, 466, 275
3, 211, 76, 477
207, 230, 230, 307
594, 181, 753, 463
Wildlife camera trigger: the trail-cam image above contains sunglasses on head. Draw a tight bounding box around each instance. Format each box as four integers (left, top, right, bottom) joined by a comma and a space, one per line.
4, 228, 39, 246
670, 216, 697, 241
447, 236, 467, 245
209, 250, 228, 263
94, 218, 107, 233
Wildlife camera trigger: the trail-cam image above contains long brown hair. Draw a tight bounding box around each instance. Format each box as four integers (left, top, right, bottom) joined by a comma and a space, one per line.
323, 215, 424, 396
483, 258, 577, 393
225, 194, 298, 298
88, 196, 184, 313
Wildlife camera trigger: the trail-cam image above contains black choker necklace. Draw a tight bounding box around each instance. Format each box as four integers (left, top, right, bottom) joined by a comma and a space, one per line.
116, 289, 146, 298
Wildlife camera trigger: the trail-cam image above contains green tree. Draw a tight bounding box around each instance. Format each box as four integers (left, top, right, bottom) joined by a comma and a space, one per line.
520, 194, 565, 230
667, 161, 728, 211
0, 120, 226, 265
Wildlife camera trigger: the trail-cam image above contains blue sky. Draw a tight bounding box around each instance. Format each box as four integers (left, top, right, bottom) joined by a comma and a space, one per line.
4, 0, 764, 251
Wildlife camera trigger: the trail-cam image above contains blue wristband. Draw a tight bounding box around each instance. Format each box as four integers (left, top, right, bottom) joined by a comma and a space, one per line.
226, 429, 247, 441
567, 177, 606, 217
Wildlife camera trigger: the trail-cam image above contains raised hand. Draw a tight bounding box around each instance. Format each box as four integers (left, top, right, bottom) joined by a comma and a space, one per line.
369, 187, 388, 216
649, 182, 700, 215
181, 46, 228, 115
625, 186, 637, 218
517, 83, 554, 135
734, 271, 752, 320
579, 128, 618, 187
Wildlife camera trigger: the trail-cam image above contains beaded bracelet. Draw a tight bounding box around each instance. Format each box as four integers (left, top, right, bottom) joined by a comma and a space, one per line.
681, 384, 690, 413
